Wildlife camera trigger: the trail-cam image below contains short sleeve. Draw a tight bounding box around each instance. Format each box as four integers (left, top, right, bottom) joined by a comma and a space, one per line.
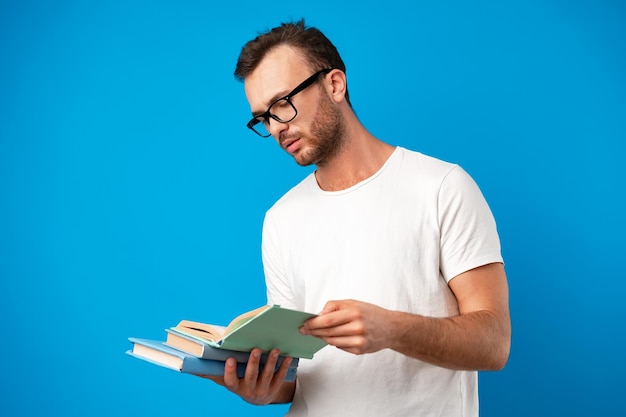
261, 211, 298, 309
438, 166, 503, 281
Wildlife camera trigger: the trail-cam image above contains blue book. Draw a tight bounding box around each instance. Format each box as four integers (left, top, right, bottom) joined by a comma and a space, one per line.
127, 338, 297, 381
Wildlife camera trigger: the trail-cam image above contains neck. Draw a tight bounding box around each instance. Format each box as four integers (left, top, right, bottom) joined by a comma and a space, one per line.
314, 120, 395, 191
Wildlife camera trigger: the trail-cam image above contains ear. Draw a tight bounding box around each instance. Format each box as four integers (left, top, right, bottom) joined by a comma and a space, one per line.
326, 69, 347, 104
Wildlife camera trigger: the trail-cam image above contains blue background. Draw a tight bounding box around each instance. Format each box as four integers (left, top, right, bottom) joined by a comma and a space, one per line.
1, 1, 624, 416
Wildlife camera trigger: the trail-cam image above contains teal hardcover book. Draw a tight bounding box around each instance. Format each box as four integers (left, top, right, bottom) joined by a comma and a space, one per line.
127, 338, 297, 381
172, 305, 328, 359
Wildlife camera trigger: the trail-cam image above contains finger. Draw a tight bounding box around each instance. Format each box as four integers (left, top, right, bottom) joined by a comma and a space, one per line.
222, 358, 241, 391
269, 355, 293, 392
319, 299, 348, 314
304, 310, 356, 333
301, 302, 344, 334
243, 348, 263, 385
322, 335, 370, 353
257, 349, 281, 386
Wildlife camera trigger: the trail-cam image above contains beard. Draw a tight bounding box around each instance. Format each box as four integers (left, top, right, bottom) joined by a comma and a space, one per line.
290, 90, 346, 167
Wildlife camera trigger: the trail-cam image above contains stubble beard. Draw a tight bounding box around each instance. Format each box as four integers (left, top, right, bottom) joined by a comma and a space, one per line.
292, 91, 346, 167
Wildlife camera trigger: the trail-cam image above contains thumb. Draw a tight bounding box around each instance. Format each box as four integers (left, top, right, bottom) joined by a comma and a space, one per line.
319, 300, 344, 315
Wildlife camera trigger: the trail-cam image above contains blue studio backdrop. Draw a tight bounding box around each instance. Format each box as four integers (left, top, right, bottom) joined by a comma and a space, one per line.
1, 1, 624, 416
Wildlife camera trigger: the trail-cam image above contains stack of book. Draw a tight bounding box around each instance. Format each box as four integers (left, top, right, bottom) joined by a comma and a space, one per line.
127, 305, 328, 381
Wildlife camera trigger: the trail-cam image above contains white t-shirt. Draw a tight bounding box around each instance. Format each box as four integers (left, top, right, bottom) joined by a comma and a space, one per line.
262, 147, 503, 417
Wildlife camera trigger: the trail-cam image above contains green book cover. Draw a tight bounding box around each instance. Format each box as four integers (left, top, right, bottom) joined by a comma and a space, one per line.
209, 305, 327, 359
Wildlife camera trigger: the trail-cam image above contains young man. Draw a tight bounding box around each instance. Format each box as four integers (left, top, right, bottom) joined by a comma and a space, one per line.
210, 19, 511, 416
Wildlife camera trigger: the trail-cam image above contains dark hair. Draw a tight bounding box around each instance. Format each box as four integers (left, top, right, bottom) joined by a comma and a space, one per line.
234, 19, 351, 106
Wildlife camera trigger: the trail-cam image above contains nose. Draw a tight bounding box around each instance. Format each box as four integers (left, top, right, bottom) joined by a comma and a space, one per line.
267, 117, 289, 138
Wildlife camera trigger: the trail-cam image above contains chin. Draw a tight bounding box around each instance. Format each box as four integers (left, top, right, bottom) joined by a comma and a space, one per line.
291, 147, 316, 167
293, 155, 314, 167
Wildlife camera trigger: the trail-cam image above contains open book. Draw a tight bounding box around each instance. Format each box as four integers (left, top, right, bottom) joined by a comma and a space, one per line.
169, 305, 327, 359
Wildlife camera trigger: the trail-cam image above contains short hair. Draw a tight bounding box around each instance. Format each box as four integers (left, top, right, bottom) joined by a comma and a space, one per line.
234, 19, 351, 106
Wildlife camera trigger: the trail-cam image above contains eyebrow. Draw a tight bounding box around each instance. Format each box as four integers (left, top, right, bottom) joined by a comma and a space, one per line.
251, 89, 291, 118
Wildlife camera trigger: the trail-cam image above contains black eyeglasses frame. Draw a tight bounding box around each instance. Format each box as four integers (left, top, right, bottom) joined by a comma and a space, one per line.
246, 68, 334, 137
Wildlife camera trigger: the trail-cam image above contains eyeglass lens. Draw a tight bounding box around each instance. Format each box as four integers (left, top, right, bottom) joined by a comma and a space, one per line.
251, 99, 297, 137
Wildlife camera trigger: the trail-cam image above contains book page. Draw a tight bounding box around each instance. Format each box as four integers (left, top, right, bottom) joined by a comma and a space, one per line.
175, 320, 226, 342
223, 305, 270, 338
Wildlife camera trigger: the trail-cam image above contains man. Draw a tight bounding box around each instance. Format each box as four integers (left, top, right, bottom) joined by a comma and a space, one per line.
210, 19, 511, 416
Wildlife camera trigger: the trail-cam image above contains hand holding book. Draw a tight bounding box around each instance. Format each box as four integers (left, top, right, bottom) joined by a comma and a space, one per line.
208, 347, 298, 406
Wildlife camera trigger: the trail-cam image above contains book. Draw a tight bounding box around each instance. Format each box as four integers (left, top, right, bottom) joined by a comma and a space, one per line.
171, 305, 327, 359
127, 338, 298, 382
164, 328, 299, 369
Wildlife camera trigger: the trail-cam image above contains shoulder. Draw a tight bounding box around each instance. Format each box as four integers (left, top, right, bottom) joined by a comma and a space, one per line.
393, 147, 456, 174
391, 147, 466, 188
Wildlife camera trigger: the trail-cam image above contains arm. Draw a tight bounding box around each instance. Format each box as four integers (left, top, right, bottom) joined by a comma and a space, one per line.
300, 262, 511, 370
200, 348, 296, 404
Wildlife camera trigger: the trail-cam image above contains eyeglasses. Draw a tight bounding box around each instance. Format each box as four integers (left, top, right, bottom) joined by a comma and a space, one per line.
246, 68, 333, 137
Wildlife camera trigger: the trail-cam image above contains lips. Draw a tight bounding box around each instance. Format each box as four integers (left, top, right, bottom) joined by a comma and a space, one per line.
281, 137, 300, 154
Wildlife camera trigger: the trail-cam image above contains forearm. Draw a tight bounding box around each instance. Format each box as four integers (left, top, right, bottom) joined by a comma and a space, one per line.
387, 308, 510, 370
301, 264, 511, 370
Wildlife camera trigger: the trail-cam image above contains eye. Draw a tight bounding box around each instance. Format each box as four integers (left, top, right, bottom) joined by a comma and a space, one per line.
272, 99, 291, 110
